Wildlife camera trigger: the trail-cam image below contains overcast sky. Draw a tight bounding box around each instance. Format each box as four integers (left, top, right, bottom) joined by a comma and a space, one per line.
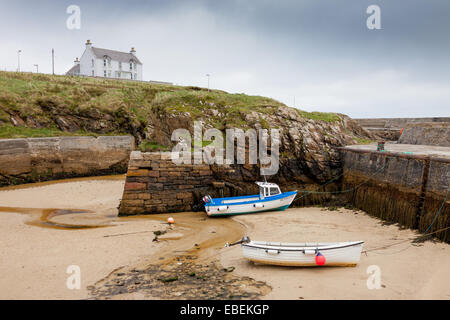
1, 0, 449, 118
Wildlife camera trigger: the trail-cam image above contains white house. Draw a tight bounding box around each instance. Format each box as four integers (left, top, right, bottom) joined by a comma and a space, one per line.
66, 40, 143, 80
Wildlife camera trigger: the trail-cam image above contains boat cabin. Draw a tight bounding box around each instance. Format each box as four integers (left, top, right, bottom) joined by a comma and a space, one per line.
256, 182, 282, 199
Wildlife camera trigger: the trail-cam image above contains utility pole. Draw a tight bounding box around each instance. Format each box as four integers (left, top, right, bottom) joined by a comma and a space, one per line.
17, 50, 21, 72
34, 64, 39, 73
52, 48, 55, 75
206, 74, 210, 91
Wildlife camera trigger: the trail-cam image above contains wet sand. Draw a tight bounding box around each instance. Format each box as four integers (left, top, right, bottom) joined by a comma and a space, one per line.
0, 177, 449, 299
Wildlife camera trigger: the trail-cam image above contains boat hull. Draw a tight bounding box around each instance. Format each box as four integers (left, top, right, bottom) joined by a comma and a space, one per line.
241, 241, 364, 267
205, 192, 297, 217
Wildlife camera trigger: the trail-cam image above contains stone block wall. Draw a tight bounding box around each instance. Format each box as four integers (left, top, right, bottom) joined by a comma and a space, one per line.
354, 117, 450, 141
341, 148, 449, 242
118, 151, 214, 215
0, 136, 134, 186
398, 122, 450, 147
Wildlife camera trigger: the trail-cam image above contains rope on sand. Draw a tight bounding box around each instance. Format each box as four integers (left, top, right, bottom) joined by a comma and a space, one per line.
362, 186, 449, 255
362, 226, 450, 256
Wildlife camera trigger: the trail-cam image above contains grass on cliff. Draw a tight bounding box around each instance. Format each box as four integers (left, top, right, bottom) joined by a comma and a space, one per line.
354, 137, 376, 145
138, 140, 170, 152
0, 123, 127, 139
296, 110, 341, 122
0, 71, 341, 139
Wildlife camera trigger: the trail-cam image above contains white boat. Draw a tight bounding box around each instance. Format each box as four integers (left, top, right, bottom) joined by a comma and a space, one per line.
203, 182, 297, 217
232, 237, 364, 267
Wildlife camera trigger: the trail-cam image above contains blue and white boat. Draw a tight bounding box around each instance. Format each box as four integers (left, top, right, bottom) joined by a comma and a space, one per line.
203, 182, 297, 217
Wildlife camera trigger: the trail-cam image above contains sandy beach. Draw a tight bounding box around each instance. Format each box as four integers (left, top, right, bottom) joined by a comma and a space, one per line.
221, 209, 450, 299
0, 177, 449, 300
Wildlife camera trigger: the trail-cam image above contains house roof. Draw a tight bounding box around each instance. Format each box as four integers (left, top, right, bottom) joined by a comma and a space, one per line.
66, 64, 80, 75
91, 47, 142, 65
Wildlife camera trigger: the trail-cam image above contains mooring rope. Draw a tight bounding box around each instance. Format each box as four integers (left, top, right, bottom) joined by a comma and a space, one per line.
419, 187, 449, 240
362, 226, 450, 255
292, 163, 386, 202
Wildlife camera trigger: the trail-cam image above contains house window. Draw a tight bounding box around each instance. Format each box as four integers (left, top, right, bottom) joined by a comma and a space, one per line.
134, 73, 137, 80
91, 59, 94, 67
103, 59, 106, 67
104, 70, 107, 77
108, 59, 111, 67
108, 71, 111, 77
92, 70, 94, 76
130, 62, 133, 71
119, 62, 122, 70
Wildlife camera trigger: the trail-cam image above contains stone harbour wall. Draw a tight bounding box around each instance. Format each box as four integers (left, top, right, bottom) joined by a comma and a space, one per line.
354, 117, 450, 141
0, 136, 135, 186
341, 148, 450, 242
398, 122, 450, 147
118, 151, 214, 216
355, 117, 450, 130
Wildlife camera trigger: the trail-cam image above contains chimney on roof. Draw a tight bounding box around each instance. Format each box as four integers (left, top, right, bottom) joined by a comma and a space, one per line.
74, 57, 80, 65
130, 47, 136, 54
86, 40, 92, 48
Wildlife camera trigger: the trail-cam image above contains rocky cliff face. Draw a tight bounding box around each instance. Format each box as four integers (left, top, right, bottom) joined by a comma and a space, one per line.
141, 104, 374, 206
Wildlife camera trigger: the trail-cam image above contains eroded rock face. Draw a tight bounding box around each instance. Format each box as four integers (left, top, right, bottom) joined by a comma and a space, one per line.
142, 105, 373, 188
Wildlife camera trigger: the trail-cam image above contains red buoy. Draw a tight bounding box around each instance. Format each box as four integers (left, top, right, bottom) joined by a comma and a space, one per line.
315, 252, 326, 266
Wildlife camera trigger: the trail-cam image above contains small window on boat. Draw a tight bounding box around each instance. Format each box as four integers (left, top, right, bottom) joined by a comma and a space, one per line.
270, 187, 280, 196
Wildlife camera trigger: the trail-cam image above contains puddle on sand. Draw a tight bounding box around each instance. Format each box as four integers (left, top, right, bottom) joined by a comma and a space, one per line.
0, 174, 125, 192
0, 175, 126, 230
0, 206, 108, 230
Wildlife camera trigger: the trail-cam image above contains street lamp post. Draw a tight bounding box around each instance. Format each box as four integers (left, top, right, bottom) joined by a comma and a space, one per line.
206, 74, 210, 91
17, 50, 22, 72
52, 49, 55, 75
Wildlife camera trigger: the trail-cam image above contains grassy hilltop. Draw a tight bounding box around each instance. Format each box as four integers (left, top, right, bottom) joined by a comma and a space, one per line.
0, 71, 340, 143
